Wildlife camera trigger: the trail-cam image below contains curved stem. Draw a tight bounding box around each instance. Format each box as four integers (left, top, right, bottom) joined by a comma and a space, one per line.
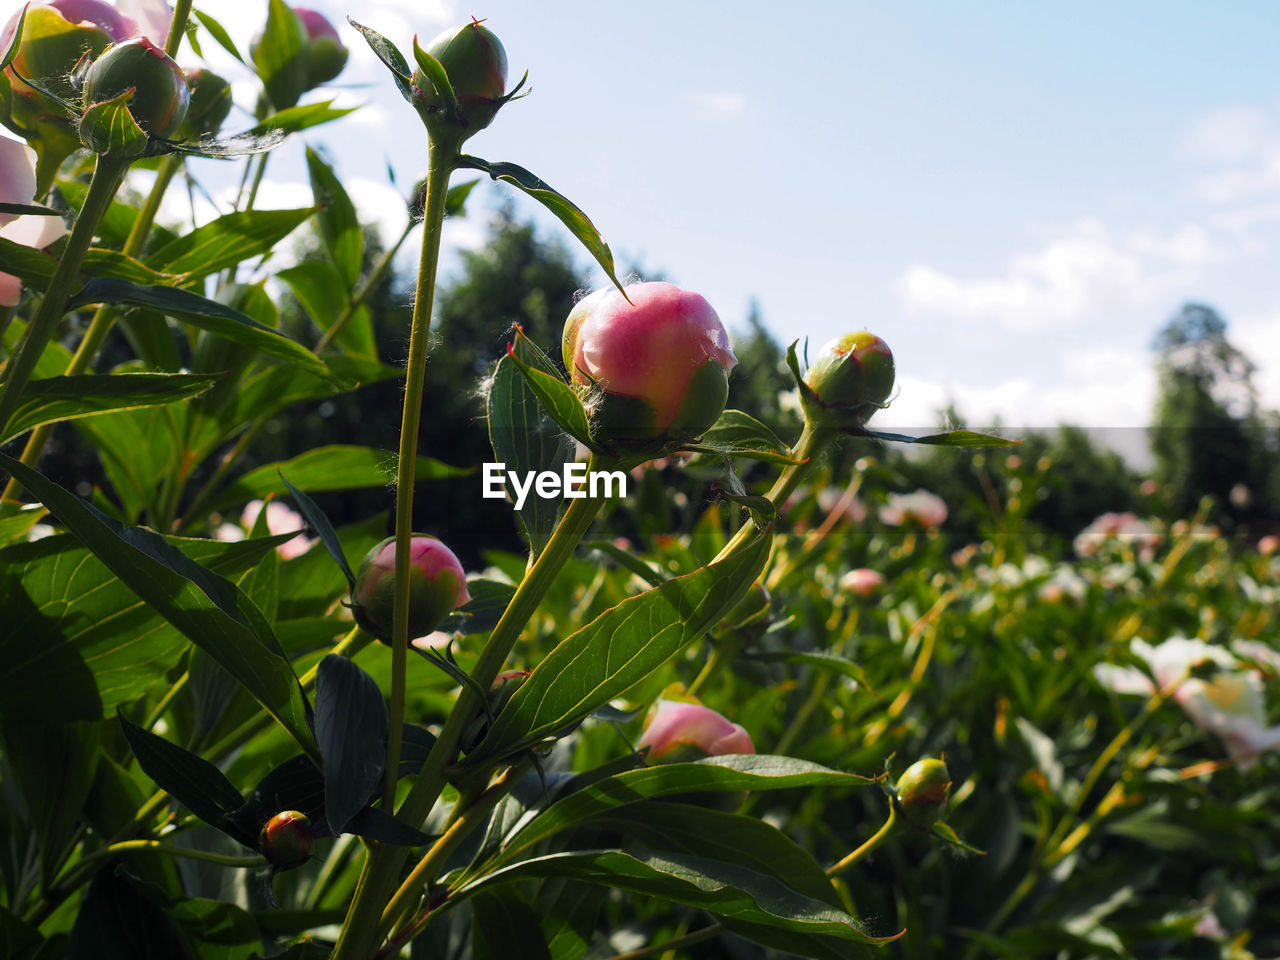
0, 155, 129, 446
384, 140, 455, 809
88, 839, 265, 870
827, 801, 899, 877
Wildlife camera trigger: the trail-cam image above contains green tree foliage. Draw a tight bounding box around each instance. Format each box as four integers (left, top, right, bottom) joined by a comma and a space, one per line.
1150, 302, 1274, 527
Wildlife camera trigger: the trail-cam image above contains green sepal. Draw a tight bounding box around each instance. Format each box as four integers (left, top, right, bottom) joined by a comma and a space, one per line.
78, 88, 148, 158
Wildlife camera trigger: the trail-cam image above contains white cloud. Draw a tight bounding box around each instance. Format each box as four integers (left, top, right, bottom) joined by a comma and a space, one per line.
689, 91, 746, 115
898, 219, 1203, 331
1197, 151, 1280, 204
1180, 106, 1276, 165
346, 176, 410, 243
1234, 306, 1280, 411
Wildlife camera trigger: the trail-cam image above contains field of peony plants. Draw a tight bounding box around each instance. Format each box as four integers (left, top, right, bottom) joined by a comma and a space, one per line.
1, 2, 1277, 959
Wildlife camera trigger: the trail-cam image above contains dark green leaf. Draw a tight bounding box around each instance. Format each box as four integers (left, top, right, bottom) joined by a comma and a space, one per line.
1, 4, 26, 69
458, 155, 628, 295
66, 279, 337, 385
468, 529, 771, 763
347, 18, 414, 103
0, 721, 101, 887
683, 441, 802, 466
82, 249, 183, 286
344, 806, 431, 846
439, 578, 516, 636
0, 235, 56, 285
740, 650, 874, 690
853, 426, 1020, 447
67, 868, 187, 960
410, 37, 458, 113
211, 445, 464, 510
280, 472, 355, 589
2, 373, 221, 443
0, 455, 315, 753
305, 147, 362, 288
488, 346, 574, 558
445, 178, 481, 217
277, 260, 374, 358
582, 539, 667, 587
472, 890, 550, 960
314, 655, 387, 832
244, 100, 358, 137
0, 201, 61, 217
253, 0, 307, 110
118, 712, 251, 844
702, 409, 789, 453
145, 208, 315, 279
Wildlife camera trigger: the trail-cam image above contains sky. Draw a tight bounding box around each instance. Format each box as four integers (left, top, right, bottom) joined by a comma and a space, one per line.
143, 2, 1280, 440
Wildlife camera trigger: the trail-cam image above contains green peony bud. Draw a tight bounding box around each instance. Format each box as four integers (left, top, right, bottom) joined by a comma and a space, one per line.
894, 757, 951, 825
350, 534, 470, 642
80, 37, 189, 142
411, 19, 508, 144
259, 810, 313, 869
294, 7, 347, 87
802, 332, 894, 429
176, 68, 231, 139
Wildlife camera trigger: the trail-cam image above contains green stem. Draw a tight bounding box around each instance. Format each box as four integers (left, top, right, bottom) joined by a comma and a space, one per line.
0, 155, 129, 443
332, 478, 609, 960
383, 140, 455, 810
163, 0, 194, 57
604, 925, 723, 960
315, 219, 415, 354
87, 839, 265, 870
827, 801, 899, 877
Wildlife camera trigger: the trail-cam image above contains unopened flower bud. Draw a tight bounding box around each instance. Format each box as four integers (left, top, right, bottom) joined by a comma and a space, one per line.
840, 567, 884, 597
802, 332, 894, 429
894, 758, 951, 825
412, 19, 508, 142
294, 7, 347, 87
81, 37, 189, 142
176, 67, 231, 139
351, 535, 470, 642
638, 698, 754, 764
259, 810, 313, 869
564, 282, 737, 455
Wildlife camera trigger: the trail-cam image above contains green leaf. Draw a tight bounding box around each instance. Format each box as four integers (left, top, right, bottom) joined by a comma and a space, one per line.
66, 278, 338, 386
489, 755, 875, 872
0, 455, 316, 753
0, 235, 57, 285
244, 99, 358, 137
82, 249, 183, 286
458, 155, 628, 295
145, 207, 315, 279
439, 578, 517, 636
0, 201, 61, 218
253, 0, 307, 110
703, 409, 789, 453
117, 712, 251, 845
411, 37, 459, 113
582, 539, 667, 587
459, 850, 893, 947
305, 147, 362, 288
467, 530, 771, 764
446, 178, 481, 217
347, 18, 414, 103
78, 90, 147, 158
472, 890, 550, 960
193, 9, 244, 63
2, 373, 221, 443
280, 472, 356, 589
277, 260, 374, 358
0, 239, 179, 289
1, 4, 26, 70
314, 655, 387, 833
0, 502, 47, 546
211, 445, 465, 511
488, 347, 574, 558
1, 721, 102, 886
505, 336, 593, 450
853, 426, 1020, 447
68, 868, 187, 960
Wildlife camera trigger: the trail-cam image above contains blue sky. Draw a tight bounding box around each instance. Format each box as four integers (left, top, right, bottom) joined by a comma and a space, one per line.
178, 1, 1280, 436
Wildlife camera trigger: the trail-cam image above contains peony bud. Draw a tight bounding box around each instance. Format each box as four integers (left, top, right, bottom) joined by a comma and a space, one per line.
564, 282, 737, 454
351, 535, 470, 642
259, 810, 313, 869
802, 332, 894, 428
80, 36, 189, 145
411, 19, 508, 142
175, 67, 231, 139
840, 567, 884, 597
894, 758, 951, 825
638, 698, 754, 764
294, 7, 347, 88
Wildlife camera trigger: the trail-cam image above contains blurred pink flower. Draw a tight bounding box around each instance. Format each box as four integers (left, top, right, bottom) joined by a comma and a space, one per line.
241, 499, 316, 559
1095, 637, 1280, 769
637, 699, 754, 761
879, 489, 947, 529
816, 487, 866, 523
1258, 535, 1279, 556
840, 568, 884, 596
1073, 512, 1161, 560
0, 135, 66, 305
1139, 479, 1159, 496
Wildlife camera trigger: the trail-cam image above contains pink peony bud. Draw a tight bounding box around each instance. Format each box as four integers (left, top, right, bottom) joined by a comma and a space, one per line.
259, 810, 313, 869
294, 7, 347, 87
564, 282, 737, 453
879, 489, 947, 529
637, 698, 754, 763
802, 332, 894, 428
80, 36, 189, 143
895, 757, 951, 825
840, 568, 884, 597
351, 535, 470, 642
